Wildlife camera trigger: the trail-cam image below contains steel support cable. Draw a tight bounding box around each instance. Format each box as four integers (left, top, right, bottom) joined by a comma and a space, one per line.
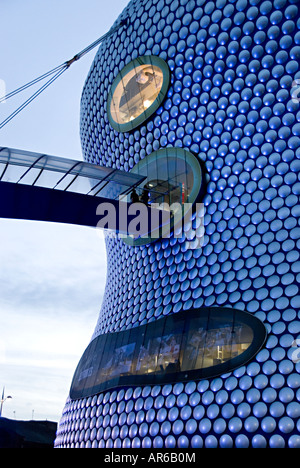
0, 18, 128, 130
0, 63, 67, 104
0, 66, 67, 130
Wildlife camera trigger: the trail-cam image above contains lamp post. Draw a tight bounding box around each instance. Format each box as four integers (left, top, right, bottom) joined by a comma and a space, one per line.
0, 387, 12, 418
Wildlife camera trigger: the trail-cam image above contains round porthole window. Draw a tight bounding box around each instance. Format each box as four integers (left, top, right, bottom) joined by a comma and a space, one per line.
121, 148, 204, 246
107, 55, 170, 132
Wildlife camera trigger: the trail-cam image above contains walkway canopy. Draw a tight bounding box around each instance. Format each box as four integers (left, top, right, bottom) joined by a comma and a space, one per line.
0, 147, 146, 231
0, 147, 175, 240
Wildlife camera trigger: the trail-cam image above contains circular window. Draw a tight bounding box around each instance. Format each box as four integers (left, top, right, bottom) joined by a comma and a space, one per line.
121, 148, 203, 246
107, 55, 170, 132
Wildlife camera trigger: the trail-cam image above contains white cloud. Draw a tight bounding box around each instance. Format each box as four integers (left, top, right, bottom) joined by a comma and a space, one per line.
0, 218, 107, 421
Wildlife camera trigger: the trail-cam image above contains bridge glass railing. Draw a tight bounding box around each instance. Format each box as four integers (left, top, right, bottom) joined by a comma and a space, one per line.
0, 147, 145, 200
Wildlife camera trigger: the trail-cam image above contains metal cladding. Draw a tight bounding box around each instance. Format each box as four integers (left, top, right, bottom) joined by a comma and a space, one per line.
55, 0, 300, 449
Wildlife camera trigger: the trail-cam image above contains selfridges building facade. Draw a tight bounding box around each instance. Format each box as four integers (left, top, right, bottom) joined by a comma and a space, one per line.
55, 0, 300, 449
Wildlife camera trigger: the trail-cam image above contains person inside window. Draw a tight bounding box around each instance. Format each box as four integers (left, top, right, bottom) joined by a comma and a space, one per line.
140, 187, 149, 206
130, 188, 139, 203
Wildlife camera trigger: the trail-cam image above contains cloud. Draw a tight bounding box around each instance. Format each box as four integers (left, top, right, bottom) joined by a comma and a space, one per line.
0, 219, 107, 315
0, 218, 108, 421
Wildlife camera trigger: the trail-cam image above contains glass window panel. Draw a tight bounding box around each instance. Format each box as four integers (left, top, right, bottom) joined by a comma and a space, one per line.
107, 56, 170, 132
110, 65, 163, 125
1, 164, 28, 183
156, 315, 185, 374
201, 330, 222, 369
33, 169, 63, 188
182, 315, 210, 372
81, 337, 101, 396
69, 307, 267, 399
0, 162, 8, 180
61, 175, 93, 194
96, 180, 128, 199
34, 156, 80, 174
53, 173, 77, 191
128, 326, 143, 376
5, 150, 37, 168
71, 338, 98, 399
107, 170, 144, 186
108, 329, 134, 381
0, 149, 10, 164
203, 313, 233, 367
73, 164, 114, 180
123, 148, 203, 246
136, 318, 165, 376
86, 180, 104, 196
90, 335, 107, 388
17, 167, 44, 186
232, 322, 254, 357
100, 331, 119, 385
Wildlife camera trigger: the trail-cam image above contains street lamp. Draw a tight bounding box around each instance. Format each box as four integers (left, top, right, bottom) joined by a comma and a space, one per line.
0, 387, 12, 418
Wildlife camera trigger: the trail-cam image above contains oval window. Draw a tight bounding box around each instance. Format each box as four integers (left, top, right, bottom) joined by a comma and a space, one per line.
121, 148, 204, 246
107, 55, 170, 132
70, 307, 267, 400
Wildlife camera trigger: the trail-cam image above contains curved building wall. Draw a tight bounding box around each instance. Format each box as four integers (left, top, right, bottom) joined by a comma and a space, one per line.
55, 0, 300, 448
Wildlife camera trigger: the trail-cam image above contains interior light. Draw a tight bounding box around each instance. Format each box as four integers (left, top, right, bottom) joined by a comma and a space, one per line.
70, 306, 267, 399
107, 55, 170, 132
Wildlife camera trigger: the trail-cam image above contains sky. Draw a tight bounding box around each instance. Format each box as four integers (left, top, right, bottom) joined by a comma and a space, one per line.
0, 0, 128, 422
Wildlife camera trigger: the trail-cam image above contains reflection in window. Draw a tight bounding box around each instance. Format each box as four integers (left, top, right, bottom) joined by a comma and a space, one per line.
121, 148, 203, 246
70, 307, 266, 399
112, 65, 163, 124
137, 332, 182, 376
182, 319, 253, 372
107, 56, 170, 132
131, 150, 197, 206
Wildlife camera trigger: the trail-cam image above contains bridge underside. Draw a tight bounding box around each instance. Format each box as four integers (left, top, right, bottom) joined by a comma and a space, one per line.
0, 147, 175, 239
